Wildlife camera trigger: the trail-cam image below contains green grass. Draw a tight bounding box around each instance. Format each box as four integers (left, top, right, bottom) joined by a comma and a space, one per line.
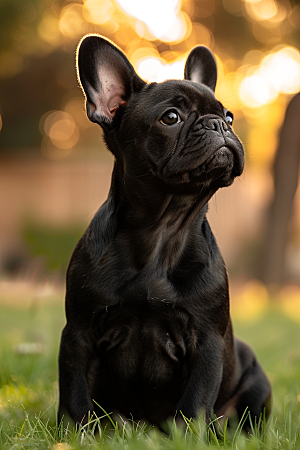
0, 294, 300, 449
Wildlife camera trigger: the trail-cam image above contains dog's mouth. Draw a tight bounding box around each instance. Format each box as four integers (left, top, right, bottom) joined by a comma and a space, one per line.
164, 144, 244, 187
194, 144, 242, 176
200, 145, 234, 171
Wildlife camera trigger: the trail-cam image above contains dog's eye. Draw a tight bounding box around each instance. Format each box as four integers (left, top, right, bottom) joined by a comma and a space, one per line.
225, 111, 234, 125
160, 110, 181, 126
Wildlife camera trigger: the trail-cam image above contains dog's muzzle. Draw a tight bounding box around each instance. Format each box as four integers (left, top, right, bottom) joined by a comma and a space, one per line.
161, 113, 244, 185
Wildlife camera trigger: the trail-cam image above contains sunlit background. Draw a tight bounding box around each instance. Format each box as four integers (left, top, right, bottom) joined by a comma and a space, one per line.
2, 2, 300, 432
1, 0, 300, 311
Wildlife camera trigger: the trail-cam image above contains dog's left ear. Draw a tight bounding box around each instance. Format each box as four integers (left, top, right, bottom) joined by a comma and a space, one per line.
184, 46, 217, 92
76, 34, 146, 131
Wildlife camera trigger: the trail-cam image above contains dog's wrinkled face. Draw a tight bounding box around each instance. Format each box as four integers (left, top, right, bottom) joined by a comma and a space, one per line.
118, 80, 244, 192
77, 35, 244, 196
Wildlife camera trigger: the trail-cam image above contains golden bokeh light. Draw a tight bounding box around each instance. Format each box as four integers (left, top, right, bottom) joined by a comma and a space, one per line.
240, 74, 276, 108
136, 57, 166, 82
0, 0, 296, 167
190, 22, 213, 49
125, 40, 159, 75
246, 105, 282, 165
41, 136, 74, 160
245, 0, 279, 21
243, 0, 262, 4
239, 47, 300, 109
41, 111, 80, 153
34, 1, 300, 126
136, 55, 186, 82
83, 0, 115, 25
49, 118, 79, 149
242, 0, 290, 24
59, 4, 87, 39
289, 4, 300, 29
261, 47, 300, 94
37, 10, 61, 46
115, 0, 189, 43
64, 98, 90, 130
35, 0, 300, 164
215, 72, 244, 115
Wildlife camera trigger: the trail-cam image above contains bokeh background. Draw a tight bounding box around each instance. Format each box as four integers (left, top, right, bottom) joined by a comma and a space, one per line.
1, 0, 300, 432
1, 0, 300, 306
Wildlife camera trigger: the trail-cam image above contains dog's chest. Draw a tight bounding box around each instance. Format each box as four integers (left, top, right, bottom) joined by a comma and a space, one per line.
85, 234, 226, 310
95, 245, 179, 304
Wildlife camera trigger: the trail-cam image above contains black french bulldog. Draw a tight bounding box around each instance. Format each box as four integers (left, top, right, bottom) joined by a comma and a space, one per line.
58, 34, 271, 429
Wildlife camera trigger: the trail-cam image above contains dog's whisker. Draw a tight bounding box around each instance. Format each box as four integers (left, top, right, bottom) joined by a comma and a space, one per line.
212, 193, 218, 213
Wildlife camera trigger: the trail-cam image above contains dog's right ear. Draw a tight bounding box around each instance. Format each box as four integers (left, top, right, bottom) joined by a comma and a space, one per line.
76, 34, 145, 131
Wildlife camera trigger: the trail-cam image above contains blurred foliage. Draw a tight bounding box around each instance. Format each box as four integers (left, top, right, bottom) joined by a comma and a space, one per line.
22, 223, 84, 272
0, 51, 77, 148
0, 0, 300, 285
0, 0, 300, 162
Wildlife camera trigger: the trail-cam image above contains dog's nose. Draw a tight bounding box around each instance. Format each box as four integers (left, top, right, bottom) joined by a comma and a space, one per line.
204, 117, 228, 134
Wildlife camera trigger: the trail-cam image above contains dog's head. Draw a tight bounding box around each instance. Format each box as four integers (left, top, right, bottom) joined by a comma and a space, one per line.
77, 34, 244, 196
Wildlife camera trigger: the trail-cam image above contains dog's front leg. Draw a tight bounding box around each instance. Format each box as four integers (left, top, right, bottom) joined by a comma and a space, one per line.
177, 333, 224, 423
58, 324, 94, 427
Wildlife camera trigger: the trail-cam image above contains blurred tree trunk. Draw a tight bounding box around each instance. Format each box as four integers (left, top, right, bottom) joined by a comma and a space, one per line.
258, 93, 300, 287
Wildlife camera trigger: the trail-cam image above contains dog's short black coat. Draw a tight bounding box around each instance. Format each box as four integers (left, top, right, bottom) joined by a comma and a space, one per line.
58, 34, 271, 429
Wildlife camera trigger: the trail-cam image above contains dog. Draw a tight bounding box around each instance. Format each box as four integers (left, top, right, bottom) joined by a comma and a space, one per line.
58, 34, 271, 430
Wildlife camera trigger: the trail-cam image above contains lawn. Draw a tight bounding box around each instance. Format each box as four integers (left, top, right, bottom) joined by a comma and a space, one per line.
0, 280, 300, 449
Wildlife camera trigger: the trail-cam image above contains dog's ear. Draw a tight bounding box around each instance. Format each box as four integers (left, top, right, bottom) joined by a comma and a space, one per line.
76, 34, 145, 130
184, 46, 217, 92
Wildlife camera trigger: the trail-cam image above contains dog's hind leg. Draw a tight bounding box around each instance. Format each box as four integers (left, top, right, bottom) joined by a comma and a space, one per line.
219, 338, 272, 432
